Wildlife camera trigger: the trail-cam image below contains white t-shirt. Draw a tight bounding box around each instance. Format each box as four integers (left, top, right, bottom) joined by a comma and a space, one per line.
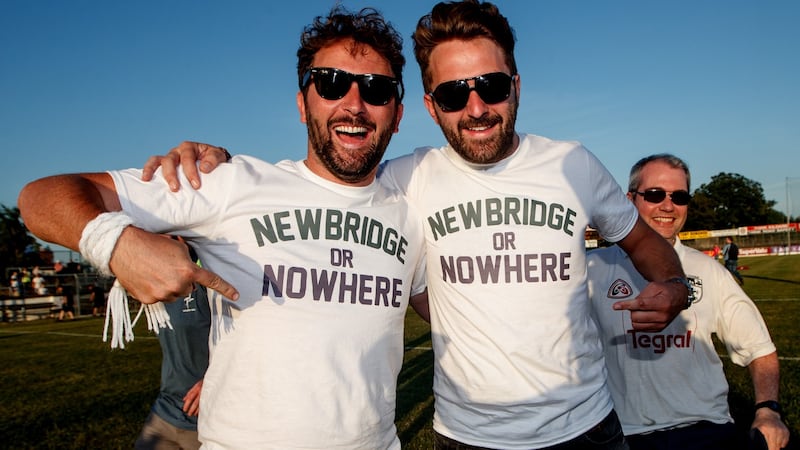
111, 156, 426, 450
587, 239, 776, 435
32, 275, 47, 295
379, 133, 638, 448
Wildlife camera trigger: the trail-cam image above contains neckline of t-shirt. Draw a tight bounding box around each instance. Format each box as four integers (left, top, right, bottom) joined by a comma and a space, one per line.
294, 159, 380, 199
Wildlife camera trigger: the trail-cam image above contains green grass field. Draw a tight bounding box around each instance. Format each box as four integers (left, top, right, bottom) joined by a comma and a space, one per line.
1, 255, 798, 449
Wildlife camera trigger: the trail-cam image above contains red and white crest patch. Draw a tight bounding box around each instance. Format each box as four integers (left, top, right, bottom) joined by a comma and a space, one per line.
607, 279, 633, 299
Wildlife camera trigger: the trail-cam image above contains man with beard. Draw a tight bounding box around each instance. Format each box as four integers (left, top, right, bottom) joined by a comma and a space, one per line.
144, 1, 695, 448
18, 6, 427, 449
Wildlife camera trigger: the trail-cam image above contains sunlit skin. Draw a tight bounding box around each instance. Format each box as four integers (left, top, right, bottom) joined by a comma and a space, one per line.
297, 38, 403, 187
628, 160, 689, 245
423, 37, 520, 165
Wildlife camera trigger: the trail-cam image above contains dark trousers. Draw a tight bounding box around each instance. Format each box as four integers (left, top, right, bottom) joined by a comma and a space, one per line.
434, 410, 628, 450
626, 421, 743, 450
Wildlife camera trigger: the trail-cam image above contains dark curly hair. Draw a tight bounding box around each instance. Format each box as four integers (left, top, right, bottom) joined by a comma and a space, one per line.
297, 6, 405, 94
412, 0, 517, 93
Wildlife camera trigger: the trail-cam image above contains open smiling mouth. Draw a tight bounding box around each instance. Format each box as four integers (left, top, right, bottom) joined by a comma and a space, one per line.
334, 125, 369, 140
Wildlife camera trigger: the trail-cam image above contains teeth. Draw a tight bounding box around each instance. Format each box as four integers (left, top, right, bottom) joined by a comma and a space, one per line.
335, 126, 368, 134
469, 126, 490, 131
653, 217, 674, 223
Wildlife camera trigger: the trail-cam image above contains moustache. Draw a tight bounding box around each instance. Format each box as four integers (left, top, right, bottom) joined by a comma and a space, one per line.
459, 115, 501, 130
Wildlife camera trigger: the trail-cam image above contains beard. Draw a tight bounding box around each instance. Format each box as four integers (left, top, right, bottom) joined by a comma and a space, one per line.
441, 99, 518, 165
306, 113, 394, 184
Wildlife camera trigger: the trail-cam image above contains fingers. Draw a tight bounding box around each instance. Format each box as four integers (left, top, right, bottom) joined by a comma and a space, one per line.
196, 142, 229, 174
108, 228, 199, 303
116, 276, 194, 305
173, 141, 202, 190
141, 155, 164, 182
182, 379, 203, 416
141, 141, 227, 191
194, 266, 240, 301
613, 298, 672, 332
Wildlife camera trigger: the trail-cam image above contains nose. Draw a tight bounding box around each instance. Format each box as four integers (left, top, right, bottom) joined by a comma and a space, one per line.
464, 86, 489, 117
340, 81, 366, 114
659, 197, 676, 210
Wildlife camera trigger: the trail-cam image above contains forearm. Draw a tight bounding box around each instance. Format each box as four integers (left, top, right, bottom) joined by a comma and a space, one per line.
749, 352, 781, 403
619, 218, 685, 281
749, 353, 789, 449
18, 173, 120, 250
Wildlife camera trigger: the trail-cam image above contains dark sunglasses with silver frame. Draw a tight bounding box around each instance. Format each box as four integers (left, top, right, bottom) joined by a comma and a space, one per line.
301, 67, 404, 106
429, 72, 517, 112
631, 188, 692, 206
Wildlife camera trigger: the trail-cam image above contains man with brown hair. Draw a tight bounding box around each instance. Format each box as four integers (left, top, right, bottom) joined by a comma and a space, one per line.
19, 6, 426, 448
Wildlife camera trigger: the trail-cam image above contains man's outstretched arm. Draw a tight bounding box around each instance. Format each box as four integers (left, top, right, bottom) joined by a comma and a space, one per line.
19, 173, 120, 250
18, 173, 238, 303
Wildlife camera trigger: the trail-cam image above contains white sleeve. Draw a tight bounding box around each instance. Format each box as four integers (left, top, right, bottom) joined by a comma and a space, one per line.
108, 164, 235, 236
713, 264, 776, 366
584, 149, 638, 243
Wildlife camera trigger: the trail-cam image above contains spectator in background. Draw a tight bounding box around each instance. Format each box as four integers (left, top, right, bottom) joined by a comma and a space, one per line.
9, 271, 21, 297
20, 268, 31, 293
135, 242, 210, 450
588, 154, 789, 450
90, 283, 106, 317
32, 271, 48, 296
722, 236, 744, 285
56, 285, 75, 321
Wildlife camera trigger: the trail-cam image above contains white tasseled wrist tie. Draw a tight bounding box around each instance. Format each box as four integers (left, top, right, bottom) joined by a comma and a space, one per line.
78, 211, 134, 277
103, 280, 173, 349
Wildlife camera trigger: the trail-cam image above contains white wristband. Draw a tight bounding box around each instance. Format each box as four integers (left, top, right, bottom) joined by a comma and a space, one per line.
78, 211, 134, 277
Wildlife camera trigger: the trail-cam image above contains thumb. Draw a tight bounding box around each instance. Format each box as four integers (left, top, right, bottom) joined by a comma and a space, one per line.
194, 266, 239, 301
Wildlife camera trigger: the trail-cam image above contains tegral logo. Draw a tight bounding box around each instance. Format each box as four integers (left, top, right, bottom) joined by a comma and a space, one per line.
628, 329, 693, 353
607, 279, 633, 299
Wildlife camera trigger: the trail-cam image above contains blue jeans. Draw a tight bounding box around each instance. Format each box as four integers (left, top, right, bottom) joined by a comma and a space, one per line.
725, 259, 743, 282
434, 410, 628, 450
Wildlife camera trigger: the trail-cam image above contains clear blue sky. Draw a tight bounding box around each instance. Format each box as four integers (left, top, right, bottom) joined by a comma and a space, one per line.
2, 0, 799, 220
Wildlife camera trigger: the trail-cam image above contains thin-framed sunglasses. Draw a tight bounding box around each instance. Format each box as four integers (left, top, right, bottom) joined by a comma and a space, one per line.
429, 72, 517, 112
632, 188, 692, 206
301, 67, 404, 106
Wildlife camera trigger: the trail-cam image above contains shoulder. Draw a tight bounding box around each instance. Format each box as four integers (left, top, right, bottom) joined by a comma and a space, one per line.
382, 146, 442, 170
677, 242, 731, 278
519, 133, 584, 151
378, 146, 441, 192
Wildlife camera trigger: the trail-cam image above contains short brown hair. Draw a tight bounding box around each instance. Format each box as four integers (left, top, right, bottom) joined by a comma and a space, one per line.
412, 0, 517, 92
297, 6, 405, 92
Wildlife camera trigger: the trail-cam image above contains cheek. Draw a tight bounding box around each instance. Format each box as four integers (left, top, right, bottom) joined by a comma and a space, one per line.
674, 210, 688, 229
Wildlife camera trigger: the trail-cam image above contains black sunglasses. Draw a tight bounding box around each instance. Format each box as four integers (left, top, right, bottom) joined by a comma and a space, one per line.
429, 72, 516, 112
632, 189, 692, 206
301, 67, 403, 106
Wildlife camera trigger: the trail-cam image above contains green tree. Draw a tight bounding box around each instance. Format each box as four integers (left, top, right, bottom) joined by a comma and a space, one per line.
0, 204, 38, 278
685, 173, 785, 231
